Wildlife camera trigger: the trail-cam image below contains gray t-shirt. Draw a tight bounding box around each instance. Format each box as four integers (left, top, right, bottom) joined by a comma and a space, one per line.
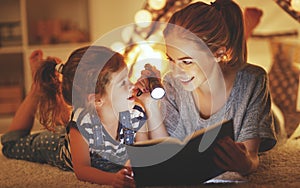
161, 63, 276, 152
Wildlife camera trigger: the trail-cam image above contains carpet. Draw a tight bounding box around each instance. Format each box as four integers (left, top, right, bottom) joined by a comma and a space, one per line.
0, 138, 300, 188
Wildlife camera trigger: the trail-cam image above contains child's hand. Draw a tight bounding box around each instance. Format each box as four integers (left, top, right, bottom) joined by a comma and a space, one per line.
112, 168, 135, 188
124, 160, 134, 176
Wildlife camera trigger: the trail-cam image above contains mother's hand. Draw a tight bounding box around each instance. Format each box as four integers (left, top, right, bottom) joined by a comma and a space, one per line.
213, 136, 260, 175
134, 64, 162, 105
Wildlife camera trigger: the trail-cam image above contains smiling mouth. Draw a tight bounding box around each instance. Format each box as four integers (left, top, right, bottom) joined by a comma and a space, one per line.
180, 77, 194, 84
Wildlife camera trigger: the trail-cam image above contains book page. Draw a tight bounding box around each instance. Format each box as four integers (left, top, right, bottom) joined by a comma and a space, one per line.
133, 119, 233, 147
183, 119, 233, 144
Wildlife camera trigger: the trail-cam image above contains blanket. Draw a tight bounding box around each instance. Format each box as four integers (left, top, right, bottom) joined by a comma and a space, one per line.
1, 138, 300, 188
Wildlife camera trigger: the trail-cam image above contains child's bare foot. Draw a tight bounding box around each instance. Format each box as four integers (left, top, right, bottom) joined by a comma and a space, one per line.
29, 50, 44, 79
29, 50, 63, 91
29, 50, 62, 78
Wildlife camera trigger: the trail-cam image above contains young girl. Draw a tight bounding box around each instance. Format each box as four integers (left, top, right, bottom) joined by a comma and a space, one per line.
1, 46, 150, 187
136, 0, 276, 176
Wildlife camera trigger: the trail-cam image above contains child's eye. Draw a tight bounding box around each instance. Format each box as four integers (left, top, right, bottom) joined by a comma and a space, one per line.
121, 80, 126, 86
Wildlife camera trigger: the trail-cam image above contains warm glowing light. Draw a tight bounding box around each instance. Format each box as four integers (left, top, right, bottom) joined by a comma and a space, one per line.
147, 33, 163, 43
148, 0, 167, 10
126, 45, 141, 67
138, 43, 154, 54
127, 42, 168, 83
291, 0, 300, 12
111, 42, 125, 54
131, 33, 144, 43
134, 10, 152, 28
121, 26, 134, 43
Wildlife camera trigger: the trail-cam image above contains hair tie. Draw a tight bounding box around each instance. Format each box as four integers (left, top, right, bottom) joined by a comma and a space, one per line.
55, 63, 64, 74
210, 1, 221, 11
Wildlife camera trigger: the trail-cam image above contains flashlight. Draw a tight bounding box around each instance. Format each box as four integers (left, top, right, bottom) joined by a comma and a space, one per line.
136, 65, 165, 100
137, 77, 165, 99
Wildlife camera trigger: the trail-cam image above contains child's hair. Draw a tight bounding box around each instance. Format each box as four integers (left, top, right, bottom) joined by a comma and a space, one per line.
35, 46, 126, 130
163, 0, 246, 69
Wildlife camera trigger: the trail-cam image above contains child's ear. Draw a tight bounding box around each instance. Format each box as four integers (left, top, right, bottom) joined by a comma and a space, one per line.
88, 94, 103, 107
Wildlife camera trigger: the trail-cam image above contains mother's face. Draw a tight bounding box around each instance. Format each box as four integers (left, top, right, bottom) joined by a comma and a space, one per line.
164, 34, 218, 91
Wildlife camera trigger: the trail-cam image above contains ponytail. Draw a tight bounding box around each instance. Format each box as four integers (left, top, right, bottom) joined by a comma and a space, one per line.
215, 0, 247, 67
34, 59, 70, 131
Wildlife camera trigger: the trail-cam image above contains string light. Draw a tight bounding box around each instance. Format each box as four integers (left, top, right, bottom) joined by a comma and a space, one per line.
148, 0, 167, 10
291, 0, 300, 12
134, 10, 152, 28
126, 0, 192, 83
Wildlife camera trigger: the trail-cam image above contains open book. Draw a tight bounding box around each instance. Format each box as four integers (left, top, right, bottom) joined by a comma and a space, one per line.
126, 119, 234, 186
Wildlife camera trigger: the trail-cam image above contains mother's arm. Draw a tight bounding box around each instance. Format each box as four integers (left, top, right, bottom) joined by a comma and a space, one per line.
214, 70, 276, 175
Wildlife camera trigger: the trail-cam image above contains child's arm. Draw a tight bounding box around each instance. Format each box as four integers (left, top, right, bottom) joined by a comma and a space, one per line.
69, 127, 135, 187
8, 85, 39, 132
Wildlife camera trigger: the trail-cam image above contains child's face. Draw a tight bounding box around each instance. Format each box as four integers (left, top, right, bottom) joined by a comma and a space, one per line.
103, 67, 135, 113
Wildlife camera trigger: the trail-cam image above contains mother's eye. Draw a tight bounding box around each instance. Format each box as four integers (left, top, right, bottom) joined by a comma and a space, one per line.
182, 60, 193, 64
167, 58, 175, 64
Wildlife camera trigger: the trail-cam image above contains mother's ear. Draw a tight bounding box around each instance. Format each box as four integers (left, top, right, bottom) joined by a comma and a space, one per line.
88, 94, 103, 107
214, 46, 229, 63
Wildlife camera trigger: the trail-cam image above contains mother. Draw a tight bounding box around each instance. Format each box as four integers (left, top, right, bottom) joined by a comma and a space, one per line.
137, 0, 276, 176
